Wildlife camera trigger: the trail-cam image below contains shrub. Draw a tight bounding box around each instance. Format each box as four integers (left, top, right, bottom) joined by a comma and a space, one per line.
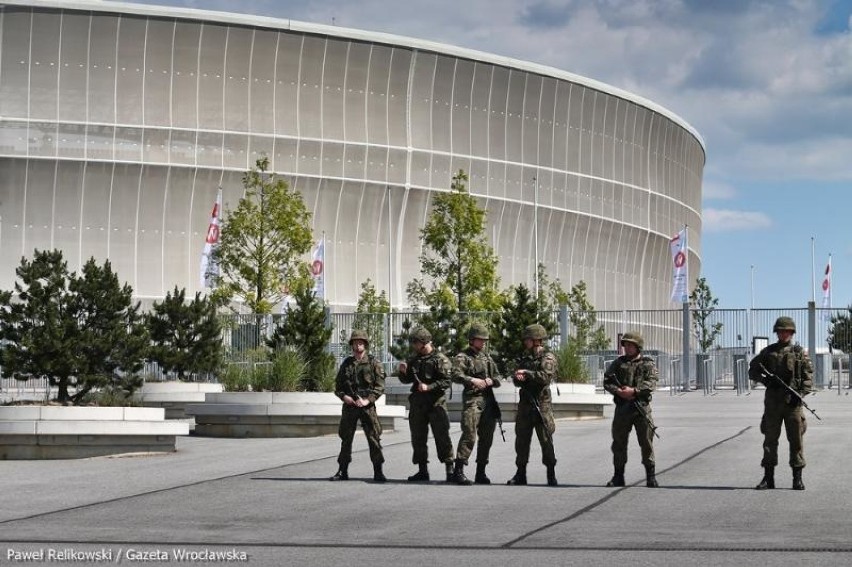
553, 340, 589, 384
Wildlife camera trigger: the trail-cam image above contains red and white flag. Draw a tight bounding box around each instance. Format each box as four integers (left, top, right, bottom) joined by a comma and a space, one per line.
310, 237, 325, 300
670, 228, 688, 303
199, 187, 222, 288
821, 255, 831, 309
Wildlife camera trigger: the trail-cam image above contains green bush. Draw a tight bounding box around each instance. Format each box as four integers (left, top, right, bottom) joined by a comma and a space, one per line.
266, 347, 308, 392
219, 363, 253, 392
310, 353, 337, 393
553, 341, 589, 384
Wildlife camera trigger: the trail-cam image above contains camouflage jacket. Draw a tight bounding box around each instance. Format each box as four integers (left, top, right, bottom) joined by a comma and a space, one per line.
334, 354, 385, 404
451, 347, 502, 397
513, 348, 556, 405
400, 350, 452, 395
748, 341, 814, 396
603, 355, 658, 405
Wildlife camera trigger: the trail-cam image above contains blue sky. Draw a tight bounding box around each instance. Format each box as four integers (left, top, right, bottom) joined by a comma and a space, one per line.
132, 0, 852, 309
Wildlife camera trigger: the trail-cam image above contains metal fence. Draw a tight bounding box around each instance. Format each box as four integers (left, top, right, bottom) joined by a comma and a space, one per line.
3, 305, 851, 394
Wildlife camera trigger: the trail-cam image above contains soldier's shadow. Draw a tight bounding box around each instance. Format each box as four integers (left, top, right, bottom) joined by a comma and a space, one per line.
251, 476, 411, 484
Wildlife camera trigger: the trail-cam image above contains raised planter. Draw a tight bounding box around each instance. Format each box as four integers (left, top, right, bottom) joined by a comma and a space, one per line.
385, 379, 610, 421
0, 406, 190, 460
185, 392, 407, 438
136, 382, 224, 419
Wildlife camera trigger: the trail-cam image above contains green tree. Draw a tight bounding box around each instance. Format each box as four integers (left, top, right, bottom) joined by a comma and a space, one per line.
213, 156, 314, 313
828, 306, 852, 353
268, 284, 334, 391
490, 284, 557, 374
407, 169, 502, 314
690, 276, 723, 353
0, 250, 147, 404
563, 280, 610, 351
147, 287, 224, 381
348, 279, 390, 354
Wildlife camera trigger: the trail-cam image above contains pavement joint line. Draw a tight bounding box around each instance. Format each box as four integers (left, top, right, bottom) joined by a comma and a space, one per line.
500, 425, 753, 548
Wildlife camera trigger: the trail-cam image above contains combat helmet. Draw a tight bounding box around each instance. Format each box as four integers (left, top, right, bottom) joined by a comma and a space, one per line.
408, 326, 433, 344
522, 324, 548, 341
621, 331, 644, 350
773, 316, 796, 333
467, 323, 490, 341
348, 329, 369, 346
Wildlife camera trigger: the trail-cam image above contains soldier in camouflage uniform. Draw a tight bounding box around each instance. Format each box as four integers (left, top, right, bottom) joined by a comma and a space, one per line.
330, 329, 387, 483
603, 332, 659, 488
398, 326, 455, 482
450, 323, 503, 485
507, 324, 558, 487
748, 316, 814, 491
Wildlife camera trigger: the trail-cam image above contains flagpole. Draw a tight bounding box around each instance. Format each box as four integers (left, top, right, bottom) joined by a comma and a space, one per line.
533, 174, 539, 303
811, 236, 816, 303
322, 231, 327, 303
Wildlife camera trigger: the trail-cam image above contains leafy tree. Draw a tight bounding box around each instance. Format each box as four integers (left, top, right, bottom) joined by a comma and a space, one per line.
406, 169, 502, 314
0, 250, 147, 404
828, 306, 852, 353
268, 284, 334, 391
147, 287, 224, 381
347, 279, 390, 353
690, 276, 723, 352
213, 156, 314, 313
563, 279, 610, 350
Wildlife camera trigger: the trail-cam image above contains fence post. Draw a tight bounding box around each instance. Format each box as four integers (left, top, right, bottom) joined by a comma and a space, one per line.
807, 301, 816, 362
559, 304, 568, 347
682, 301, 691, 392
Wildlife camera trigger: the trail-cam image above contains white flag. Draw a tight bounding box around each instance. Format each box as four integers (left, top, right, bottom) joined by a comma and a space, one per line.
310, 237, 325, 299
670, 228, 688, 303
199, 188, 222, 288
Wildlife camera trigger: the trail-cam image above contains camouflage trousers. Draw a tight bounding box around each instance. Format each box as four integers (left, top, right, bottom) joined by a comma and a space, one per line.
611, 402, 655, 468
760, 392, 807, 468
337, 404, 384, 465
408, 393, 454, 465
514, 400, 556, 468
454, 395, 497, 465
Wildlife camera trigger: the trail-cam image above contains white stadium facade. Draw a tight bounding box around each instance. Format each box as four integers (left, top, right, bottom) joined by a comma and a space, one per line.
0, 0, 705, 311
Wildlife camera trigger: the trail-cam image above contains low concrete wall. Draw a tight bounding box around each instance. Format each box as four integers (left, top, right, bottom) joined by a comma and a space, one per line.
0, 406, 190, 459
385, 379, 610, 421
186, 392, 407, 438
136, 382, 224, 419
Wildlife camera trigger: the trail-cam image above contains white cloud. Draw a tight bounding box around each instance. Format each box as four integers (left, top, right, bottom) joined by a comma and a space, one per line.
702, 180, 737, 200
703, 208, 772, 232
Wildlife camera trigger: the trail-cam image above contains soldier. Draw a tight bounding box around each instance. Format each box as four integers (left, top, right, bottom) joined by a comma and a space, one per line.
508, 324, 558, 487
748, 316, 814, 491
330, 329, 387, 483
603, 332, 659, 488
398, 326, 455, 482
450, 323, 503, 485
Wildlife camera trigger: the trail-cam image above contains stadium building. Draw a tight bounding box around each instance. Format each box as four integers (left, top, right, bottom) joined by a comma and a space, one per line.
0, 0, 705, 311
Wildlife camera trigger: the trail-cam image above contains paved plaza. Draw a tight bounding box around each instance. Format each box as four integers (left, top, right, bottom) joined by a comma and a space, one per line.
2, 390, 851, 566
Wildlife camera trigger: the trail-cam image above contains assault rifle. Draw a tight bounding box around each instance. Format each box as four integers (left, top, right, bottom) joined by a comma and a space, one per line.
483, 386, 506, 442
757, 363, 821, 421
516, 369, 552, 444
605, 373, 660, 439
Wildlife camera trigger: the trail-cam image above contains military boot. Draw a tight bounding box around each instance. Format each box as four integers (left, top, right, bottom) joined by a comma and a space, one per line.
546, 466, 558, 487
474, 463, 491, 485
452, 460, 472, 485
407, 463, 430, 482
373, 463, 387, 483
330, 464, 349, 481
755, 466, 775, 490
445, 462, 454, 483
606, 466, 625, 487
507, 465, 527, 486
645, 464, 659, 488
792, 467, 805, 491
